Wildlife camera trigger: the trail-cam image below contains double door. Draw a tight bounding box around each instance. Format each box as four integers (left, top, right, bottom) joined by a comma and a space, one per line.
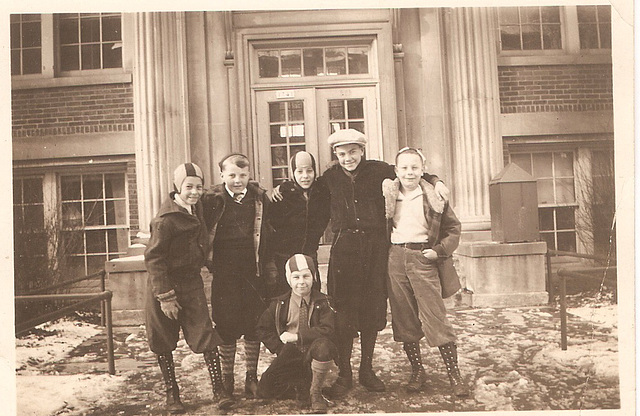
255, 86, 379, 189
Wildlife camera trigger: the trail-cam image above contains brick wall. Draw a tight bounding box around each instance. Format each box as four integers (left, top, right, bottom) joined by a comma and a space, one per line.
127, 160, 140, 239
12, 83, 134, 137
499, 64, 613, 114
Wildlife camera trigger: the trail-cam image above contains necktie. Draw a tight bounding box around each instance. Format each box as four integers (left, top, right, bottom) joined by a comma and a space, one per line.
299, 298, 310, 332
233, 193, 243, 204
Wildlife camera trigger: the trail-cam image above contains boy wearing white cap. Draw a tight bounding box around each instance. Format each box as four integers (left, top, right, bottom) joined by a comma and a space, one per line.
144, 162, 234, 413
321, 129, 450, 398
256, 254, 337, 414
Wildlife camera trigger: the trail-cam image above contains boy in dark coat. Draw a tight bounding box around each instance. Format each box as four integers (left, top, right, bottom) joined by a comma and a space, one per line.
256, 254, 337, 414
383, 148, 469, 397
321, 129, 450, 398
201, 153, 275, 399
268, 151, 330, 297
144, 162, 234, 414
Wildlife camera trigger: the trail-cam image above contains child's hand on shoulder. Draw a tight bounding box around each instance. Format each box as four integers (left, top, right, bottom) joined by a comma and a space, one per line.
422, 249, 438, 261
279, 331, 298, 343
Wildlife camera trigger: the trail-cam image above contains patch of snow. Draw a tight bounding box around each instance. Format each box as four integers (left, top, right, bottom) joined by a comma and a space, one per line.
567, 304, 617, 327
110, 254, 145, 262
533, 341, 619, 379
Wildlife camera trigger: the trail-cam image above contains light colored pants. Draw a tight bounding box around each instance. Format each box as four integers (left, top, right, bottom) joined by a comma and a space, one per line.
387, 244, 456, 347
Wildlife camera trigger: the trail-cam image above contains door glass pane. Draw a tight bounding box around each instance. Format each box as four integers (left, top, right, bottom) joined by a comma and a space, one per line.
268, 100, 306, 187
271, 146, 288, 167
303, 48, 323, 76
288, 101, 304, 121
258, 50, 279, 78
269, 102, 285, 123
289, 124, 305, 143
347, 47, 368, 74
325, 48, 346, 75
281, 49, 301, 77
347, 99, 364, 119
330, 122, 346, 134
329, 101, 345, 119
270, 125, 285, 144
349, 122, 365, 133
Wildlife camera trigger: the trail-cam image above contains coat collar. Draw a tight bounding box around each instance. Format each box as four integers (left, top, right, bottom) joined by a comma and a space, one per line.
383, 178, 444, 219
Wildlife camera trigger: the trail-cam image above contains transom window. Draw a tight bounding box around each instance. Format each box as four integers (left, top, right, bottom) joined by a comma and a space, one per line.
58, 13, 123, 72
258, 46, 369, 78
499, 7, 562, 51
510, 151, 577, 251
268, 100, 307, 186
577, 5, 611, 49
10, 14, 42, 76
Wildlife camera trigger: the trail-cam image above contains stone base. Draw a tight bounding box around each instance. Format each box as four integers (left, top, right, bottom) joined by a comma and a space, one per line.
460, 291, 548, 308
455, 240, 548, 308
113, 309, 146, 326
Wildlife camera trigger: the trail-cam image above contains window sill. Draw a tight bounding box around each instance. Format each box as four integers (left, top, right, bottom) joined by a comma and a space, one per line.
498, 53, 611, 66
12, 72, 132, 90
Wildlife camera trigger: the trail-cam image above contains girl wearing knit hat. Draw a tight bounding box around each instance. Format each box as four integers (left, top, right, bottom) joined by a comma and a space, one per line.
268, 151, 331, 298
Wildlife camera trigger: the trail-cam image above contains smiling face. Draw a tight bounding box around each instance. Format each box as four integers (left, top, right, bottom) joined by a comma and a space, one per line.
176, 176, 204, 205
334, 143, 364, 172
395, 152, 425, 192
293, 165, 316, 189
220, 162, 250, 194
288, 269, 314, 297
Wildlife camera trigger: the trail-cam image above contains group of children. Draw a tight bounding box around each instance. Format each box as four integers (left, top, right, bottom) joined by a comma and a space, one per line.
144, 129, 469, 414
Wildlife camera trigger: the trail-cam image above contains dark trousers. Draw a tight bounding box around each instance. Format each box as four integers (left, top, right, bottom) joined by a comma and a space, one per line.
258, 338, 336, 399
210, 247, 266, 343
145, 283, 223, 354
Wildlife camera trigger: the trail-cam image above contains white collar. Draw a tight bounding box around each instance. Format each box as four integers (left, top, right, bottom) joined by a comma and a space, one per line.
398, 186, 422, 201
225, 184, 247, 199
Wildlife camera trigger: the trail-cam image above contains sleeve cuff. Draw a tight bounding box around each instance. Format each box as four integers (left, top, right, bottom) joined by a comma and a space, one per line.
157, 289, 177, 302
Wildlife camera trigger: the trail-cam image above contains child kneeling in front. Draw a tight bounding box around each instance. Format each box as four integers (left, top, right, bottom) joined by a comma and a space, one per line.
144, 163, 234, 414
383, 148, 470, 398
256, 254, 337, 414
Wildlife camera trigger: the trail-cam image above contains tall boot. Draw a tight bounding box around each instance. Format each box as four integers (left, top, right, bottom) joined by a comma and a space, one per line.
358, 330, 385, 392
403, 342, 427, 392
244, 340, 261, 398
438, 342, 470, 398
310, 359, 332, 414
203, 350, 235, 410
322, 336, 353, 399
157, 352, 186, 414
218, 343, 237, 395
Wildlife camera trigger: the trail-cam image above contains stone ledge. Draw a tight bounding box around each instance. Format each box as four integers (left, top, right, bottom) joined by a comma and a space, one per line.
457, 241, 547, 257
461, 291, 549, 308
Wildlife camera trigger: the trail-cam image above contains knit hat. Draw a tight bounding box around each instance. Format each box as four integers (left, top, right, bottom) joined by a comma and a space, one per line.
173, 162, 204, 191
284, 254, 317, 286
327, 128, 367, 149
288, 151, 317, 184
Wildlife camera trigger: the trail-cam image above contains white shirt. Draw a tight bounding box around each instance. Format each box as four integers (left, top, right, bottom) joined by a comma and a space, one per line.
225, 184, 247, 202
390, 186, 430, 244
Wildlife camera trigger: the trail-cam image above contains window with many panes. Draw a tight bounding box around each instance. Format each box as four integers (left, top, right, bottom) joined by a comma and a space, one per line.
268, 101, 307, 186
499, 7, 563, 51
58, 13, 123, 72
13, 170, 129, 287
577, 5, 611, 49
258, 45, 369, 79
510, 151, 577, 251
11, 14, 42, 76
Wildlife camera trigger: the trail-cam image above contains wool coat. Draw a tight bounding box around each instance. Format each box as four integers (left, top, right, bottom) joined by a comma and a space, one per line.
144, 195, 208, 298
383, 178, 462, 298
256, 289, 336, 355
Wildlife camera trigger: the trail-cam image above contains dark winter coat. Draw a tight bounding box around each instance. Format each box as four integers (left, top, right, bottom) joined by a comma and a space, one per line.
269, 179, 330, 258
383, 178, 462, 298
256, 289, 336, 355
144, 196, 208, 298
201, 182, 276, 279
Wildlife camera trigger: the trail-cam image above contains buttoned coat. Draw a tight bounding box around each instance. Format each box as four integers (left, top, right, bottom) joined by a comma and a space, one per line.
144, 195, 208, 298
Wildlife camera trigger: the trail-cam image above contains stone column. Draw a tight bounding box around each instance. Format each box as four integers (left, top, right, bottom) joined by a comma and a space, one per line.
132, 12, 191, 232
443, 8, 503, 232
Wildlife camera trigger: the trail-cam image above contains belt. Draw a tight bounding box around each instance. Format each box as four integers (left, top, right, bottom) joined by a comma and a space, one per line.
393, 242, 431, 251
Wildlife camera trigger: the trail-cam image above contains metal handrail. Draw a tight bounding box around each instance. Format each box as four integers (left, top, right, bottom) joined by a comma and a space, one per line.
19, 269, 106, 296
15, 291, 115, 375
545, 250, 615, 302
557, 266, 617, 351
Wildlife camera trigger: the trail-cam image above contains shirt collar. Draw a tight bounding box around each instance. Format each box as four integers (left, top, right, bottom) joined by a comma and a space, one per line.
290, 291, 311, 307
225, 184, 247, 200
398, 185, 423, 201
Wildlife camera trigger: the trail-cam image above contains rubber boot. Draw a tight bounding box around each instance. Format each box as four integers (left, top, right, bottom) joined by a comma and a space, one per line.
403, 342, 427, 392
322, 336, 353, 399
358, 330, 385, 392
310, 359, 331, 414
203, 350, 235, 410
438, 342, 470, 398
157, 352, 186, 414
